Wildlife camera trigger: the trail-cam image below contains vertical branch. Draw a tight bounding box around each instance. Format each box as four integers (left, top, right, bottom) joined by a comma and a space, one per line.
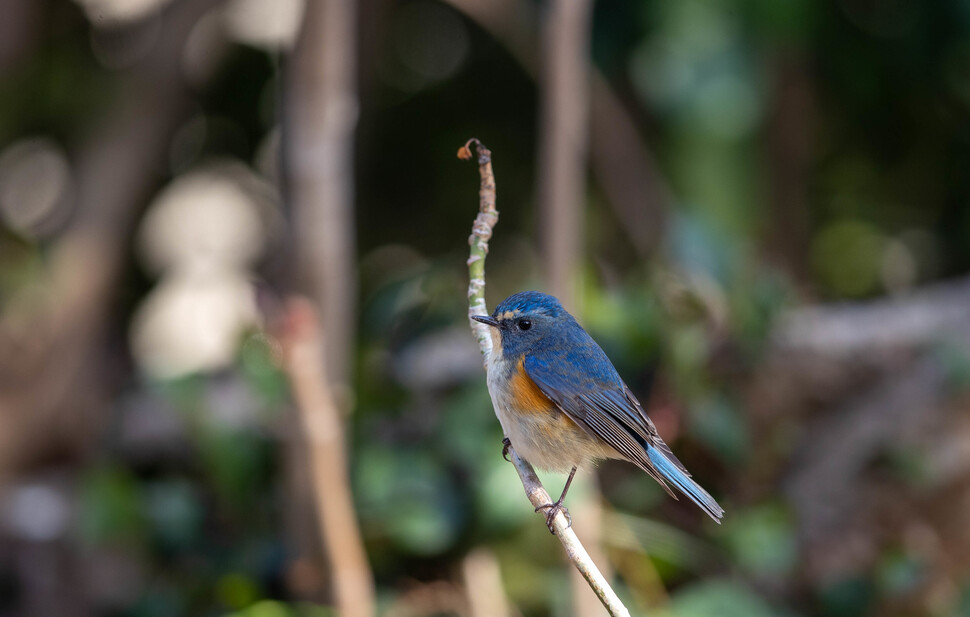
537, 0, 593, 309
460, 140, 631, 617
285, 0, 359, 388
279, 298, 375, 617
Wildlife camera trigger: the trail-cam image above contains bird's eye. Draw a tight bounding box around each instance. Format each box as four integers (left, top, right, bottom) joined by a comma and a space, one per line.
517, 319, 532, 331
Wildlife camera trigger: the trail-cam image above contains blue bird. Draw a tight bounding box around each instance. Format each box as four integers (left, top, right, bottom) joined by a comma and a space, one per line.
472, 291, 723, 531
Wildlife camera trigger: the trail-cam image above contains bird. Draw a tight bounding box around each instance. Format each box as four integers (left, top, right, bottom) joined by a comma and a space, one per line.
472, 290, 723, 532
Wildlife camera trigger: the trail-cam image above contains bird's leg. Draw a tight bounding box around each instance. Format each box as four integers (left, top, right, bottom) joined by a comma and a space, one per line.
501, 437, 512, 462
535, 466, 577, 534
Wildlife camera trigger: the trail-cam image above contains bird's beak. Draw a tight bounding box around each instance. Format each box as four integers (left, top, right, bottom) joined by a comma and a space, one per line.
471, 315, 499, 328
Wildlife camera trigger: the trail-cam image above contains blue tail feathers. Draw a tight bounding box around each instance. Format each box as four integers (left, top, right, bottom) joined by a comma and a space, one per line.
647, 445, 724, 523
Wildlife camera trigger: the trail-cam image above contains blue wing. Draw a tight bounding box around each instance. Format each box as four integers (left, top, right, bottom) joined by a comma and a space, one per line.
523, 343, 724, 523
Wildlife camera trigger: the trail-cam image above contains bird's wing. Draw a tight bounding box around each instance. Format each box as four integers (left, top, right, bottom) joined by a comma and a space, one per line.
523, 354, 724, 523
523, 352, 724, 524
522, 353, 683, 496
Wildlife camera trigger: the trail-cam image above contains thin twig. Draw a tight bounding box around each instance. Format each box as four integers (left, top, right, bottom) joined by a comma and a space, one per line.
460, 139, 631, 617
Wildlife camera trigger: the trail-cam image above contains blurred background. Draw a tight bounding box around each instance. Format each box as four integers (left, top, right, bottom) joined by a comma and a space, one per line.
2, 0, 970, 615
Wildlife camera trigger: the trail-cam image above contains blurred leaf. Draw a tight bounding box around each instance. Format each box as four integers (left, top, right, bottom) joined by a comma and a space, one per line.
128, 584, 187, 617
78, 466, 146, 545
668, 212, 738, 284
877, 549, 925, 595
437, 382, 501, 465
817, 576, 875, 617
665, 579, 780, 617
475, 448, 535, 531
669, 325, 711, 390
688, 395, 749, 464
238, 332, 288, 406
604, 467, 667, 513
604, 511, 719, 573
811, 219, 886, 298
729, 267, 791, 345
355, 446, 462, 555
882, 445, 933, 487
216, 573, 261, 611
145, 479, 204, 550
721, 502, 796, 578
198, 428, 269, 508
933, 338, 970, 391
385, 497, 457, 555
955, 583, 970, 616
224, 599, 334, 617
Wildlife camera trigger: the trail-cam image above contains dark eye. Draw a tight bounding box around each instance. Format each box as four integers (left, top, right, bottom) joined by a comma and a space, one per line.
517, 319, 532, 331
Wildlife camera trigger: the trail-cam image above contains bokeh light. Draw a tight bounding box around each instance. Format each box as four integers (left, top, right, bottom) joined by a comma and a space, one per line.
0, 137, 72, 239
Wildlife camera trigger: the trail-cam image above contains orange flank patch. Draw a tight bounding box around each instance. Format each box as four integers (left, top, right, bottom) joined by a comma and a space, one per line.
510, 357, 556, 413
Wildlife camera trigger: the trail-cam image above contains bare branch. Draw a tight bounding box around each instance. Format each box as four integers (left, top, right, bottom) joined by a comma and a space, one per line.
461, 139, 631, 617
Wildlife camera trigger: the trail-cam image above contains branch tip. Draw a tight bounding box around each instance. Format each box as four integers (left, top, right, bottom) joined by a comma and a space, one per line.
458, 138, 480, 160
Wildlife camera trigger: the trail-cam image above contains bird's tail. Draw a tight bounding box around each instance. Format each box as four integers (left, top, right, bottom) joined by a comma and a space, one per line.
647, 445, 724, 523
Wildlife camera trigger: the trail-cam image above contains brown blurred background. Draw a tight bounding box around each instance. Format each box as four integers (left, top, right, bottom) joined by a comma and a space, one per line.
2, 0, 970, 615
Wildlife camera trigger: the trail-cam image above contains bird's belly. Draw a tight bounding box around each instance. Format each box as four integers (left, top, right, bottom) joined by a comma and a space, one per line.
485, 352, 613, 472
499, 401, 610, 472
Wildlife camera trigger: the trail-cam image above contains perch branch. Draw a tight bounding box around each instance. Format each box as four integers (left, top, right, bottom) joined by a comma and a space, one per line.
460, 139, 631, 617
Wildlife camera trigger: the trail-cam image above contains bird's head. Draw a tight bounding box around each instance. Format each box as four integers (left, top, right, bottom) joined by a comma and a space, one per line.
471, 291, 574, 357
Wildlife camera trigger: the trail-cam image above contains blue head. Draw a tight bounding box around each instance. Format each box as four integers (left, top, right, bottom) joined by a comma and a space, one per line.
472, 291, 579, 359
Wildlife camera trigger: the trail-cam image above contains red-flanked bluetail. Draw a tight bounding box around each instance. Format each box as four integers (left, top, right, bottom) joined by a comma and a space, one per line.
473, 291, 723, 531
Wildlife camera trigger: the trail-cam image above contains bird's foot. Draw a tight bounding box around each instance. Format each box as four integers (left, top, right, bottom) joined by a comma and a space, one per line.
501, 437, 512, 462
535, 499, 571, 534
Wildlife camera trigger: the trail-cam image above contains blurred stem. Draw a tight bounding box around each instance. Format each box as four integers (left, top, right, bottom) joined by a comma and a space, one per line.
461, 139, 631, 617
443, 0, 670, 258
279, 298, 375, 617
285, 0, 358, 389
537, 0, 592, 310
462, 549, 512, 617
